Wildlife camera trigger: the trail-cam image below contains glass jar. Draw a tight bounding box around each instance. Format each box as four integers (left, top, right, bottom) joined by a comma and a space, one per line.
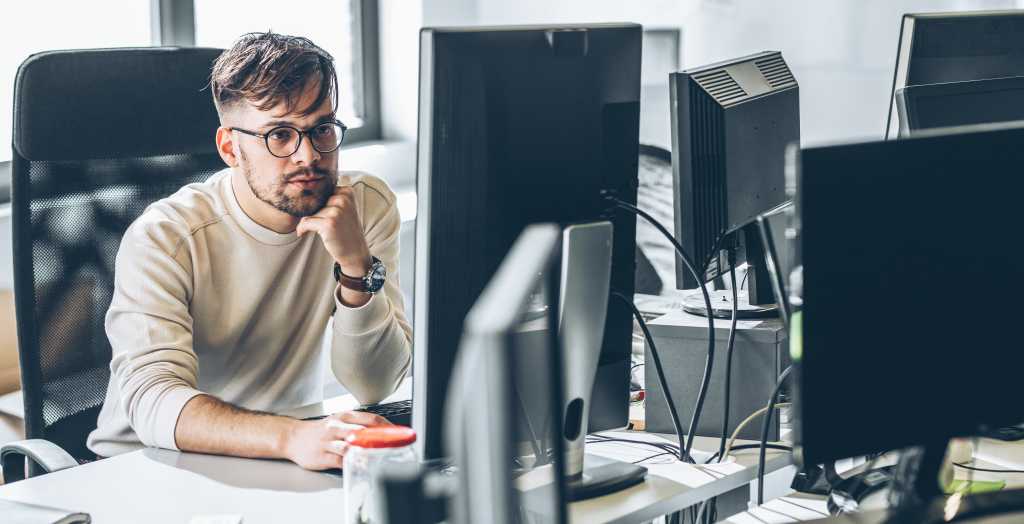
343, 425, 417, 524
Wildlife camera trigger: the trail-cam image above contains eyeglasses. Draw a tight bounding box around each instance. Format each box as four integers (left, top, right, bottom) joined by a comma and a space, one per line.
230, 120, 348, 158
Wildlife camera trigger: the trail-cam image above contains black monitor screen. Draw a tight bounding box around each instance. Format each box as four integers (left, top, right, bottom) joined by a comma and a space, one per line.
793, 124, 1024, 465
897, 76, 1024, 134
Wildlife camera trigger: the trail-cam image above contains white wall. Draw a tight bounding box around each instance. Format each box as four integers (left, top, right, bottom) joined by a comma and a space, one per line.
457, 0, 1024, 146
379, 0, 424, 142
5, 1, 1024, 293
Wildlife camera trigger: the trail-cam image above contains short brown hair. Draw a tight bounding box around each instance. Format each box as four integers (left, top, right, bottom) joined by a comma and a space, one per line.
210, 32, 337, 117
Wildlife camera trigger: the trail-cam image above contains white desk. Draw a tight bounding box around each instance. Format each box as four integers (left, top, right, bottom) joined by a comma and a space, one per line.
573, 433, 791, 523
724, 453, 1024, 523
0, 382, 792, 523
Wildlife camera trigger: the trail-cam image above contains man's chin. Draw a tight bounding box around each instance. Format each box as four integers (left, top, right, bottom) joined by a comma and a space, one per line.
278, 191, 332, 218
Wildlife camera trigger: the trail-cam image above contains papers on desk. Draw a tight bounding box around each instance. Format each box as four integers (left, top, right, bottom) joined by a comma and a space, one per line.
724, 496, 830, 523
586, 431, 744, 488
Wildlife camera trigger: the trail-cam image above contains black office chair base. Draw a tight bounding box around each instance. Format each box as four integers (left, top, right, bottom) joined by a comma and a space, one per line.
683, 290, 779, 319
566, 456, 648, 502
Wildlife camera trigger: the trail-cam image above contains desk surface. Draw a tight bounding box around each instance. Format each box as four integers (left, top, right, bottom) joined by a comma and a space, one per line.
724, 454, 1024, 523
0, 382, 792, 523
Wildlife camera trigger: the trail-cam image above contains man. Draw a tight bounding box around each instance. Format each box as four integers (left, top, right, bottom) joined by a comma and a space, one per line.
86, 32, 412, 470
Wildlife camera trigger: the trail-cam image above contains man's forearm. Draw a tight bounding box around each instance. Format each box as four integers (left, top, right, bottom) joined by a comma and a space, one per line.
173, 394, 297, 459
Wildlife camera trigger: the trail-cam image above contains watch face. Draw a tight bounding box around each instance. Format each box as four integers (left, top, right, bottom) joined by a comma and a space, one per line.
367, 261, 387, 292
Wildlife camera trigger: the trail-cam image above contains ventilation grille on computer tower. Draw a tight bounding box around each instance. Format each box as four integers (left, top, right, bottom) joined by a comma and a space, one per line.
755, 55, 796, 89
692, 69, 747, 105
689, 83, 728, 274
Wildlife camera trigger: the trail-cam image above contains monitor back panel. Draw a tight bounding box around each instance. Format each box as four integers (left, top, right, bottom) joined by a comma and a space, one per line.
795, 124, 1024, 465
416, 25, 641, 459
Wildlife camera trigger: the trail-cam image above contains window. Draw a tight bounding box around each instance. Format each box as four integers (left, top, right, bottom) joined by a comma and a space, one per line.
1, 2, 151, 164
1, 1, 379, 202
195, 0, 379, 140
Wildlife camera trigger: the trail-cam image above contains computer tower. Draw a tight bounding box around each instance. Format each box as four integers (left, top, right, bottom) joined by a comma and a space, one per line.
644, 310, 790, 441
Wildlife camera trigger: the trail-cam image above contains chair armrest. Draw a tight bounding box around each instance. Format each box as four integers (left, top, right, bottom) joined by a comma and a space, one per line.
1, 439, 78, 483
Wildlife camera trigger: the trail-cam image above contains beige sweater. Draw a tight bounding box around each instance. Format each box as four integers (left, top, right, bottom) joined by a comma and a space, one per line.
87, 169, 412, 457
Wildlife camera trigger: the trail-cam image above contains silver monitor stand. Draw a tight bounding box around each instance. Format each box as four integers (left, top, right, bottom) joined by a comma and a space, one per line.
560, 221, 647, 501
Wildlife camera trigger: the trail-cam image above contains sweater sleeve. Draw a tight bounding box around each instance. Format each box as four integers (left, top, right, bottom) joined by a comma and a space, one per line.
105, 220, 203, 450
329, 176, 413, 405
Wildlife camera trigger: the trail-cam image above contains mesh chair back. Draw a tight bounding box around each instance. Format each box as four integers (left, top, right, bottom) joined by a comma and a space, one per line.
11, 47, 225, 461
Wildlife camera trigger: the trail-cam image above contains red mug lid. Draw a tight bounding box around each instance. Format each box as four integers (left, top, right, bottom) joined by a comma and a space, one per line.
346, 425, 417, 448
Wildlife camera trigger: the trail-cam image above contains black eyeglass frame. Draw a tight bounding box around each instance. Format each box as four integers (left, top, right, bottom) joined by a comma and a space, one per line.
229, 120, 348, 158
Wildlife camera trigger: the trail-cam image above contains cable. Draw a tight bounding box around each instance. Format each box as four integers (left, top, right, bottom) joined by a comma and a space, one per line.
586, 435, 679, 451
718, 262, 739, 461
704, 443, 793, 465
758, 365, 793, 505
693, 499, 711, 524
613, 292, 693, 463
954, 462, 1024, 474
606, 196, 715, 463
586, 435, 681, 457
631, 451, 675, 464
722, 403, 792, 460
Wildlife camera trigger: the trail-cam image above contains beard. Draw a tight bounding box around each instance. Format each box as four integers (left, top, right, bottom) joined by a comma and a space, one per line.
239, 148, 336, 217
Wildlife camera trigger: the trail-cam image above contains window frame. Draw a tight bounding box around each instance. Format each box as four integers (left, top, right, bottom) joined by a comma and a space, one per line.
0, 0, 382, 204
155, 0, 382, 142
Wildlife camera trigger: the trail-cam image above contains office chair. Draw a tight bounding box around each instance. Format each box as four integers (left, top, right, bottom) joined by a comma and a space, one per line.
634, 144, 672, 295
1, 47, 225, 483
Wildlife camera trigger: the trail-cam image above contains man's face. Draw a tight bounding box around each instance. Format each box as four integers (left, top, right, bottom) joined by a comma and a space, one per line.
230, 81, 339, 218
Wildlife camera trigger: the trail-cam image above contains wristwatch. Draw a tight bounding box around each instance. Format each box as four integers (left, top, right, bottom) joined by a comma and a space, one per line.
334, 256, 387, 294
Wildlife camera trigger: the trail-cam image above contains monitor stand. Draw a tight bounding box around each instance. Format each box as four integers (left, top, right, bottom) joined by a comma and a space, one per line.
683, 220, 785, 320
558, 221, 647, 502
683, 289, 778, 319
880, 440, 950, 522
565, 454, 647, 502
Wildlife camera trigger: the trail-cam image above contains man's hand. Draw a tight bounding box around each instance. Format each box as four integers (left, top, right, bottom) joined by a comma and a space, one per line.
296, 184, 372, 278
284, 411, 392, 471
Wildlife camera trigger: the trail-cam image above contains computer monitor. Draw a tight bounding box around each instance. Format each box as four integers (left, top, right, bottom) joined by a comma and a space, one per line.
414, 24, 642, 460
445, 224, 567, 524
790, 123, 1024, 471
895, 75, 1024, 136
886, 10, 1024, 139
669, 51, 799, 317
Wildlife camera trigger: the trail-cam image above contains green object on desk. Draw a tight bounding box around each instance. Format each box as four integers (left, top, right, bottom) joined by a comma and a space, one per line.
946, 479, 1005, 494
790, 311, 803, 361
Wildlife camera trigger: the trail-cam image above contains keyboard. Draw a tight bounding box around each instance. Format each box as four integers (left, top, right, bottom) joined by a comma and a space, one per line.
302, 399, 412, 427
357, 399, 412, 427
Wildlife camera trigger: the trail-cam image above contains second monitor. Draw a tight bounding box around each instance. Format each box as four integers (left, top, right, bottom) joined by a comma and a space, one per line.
670, 51, 799, 317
